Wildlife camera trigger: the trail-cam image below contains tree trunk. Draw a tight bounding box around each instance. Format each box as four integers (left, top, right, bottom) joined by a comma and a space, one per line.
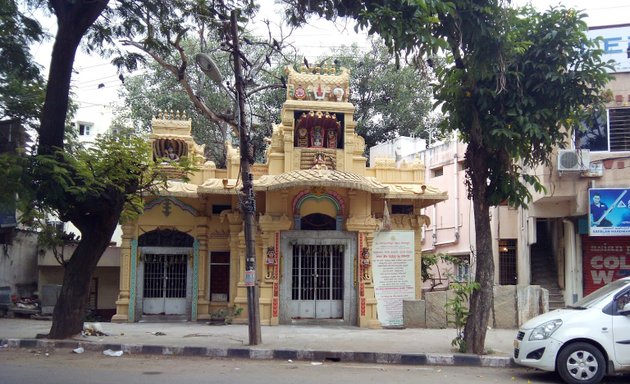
47, 192, 124, 339
39, 0, 109, 152
463, 111, 495, 354
463, 195, 494, 354
37, 0, 113, 339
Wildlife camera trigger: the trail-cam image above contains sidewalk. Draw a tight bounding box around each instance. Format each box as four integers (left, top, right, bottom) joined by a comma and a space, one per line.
0, 318, 516, 367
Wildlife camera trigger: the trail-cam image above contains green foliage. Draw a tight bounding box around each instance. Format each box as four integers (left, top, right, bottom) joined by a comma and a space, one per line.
114, 34, 288, 166
83, 1, 258, 65
447, 281, 480, 353
434, 4, 612, 208
108, 4, 293, 166
0, 0, 46, 128
210, 305, 243, 324
327, 40, 439, 149
36, 221, 79, 266
0, 152, 32, 221
421, 252, 468, 290
421, 253, 476, 350
5, 130, 181, 233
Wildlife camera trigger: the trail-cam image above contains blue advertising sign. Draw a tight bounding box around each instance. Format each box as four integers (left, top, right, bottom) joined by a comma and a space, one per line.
589, 188, 630, 236
588, 24, 630, 73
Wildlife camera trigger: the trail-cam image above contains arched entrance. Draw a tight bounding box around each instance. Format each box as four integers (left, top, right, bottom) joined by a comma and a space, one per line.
137, 229, 194, 319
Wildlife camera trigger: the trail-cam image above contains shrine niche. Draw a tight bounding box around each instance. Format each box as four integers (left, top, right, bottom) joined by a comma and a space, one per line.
299, 148, 336, 170
293, 111, 342, 149
153, 138, 188, 163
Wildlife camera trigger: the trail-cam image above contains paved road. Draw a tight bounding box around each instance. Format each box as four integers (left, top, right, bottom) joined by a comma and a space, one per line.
2, 348, 630, 384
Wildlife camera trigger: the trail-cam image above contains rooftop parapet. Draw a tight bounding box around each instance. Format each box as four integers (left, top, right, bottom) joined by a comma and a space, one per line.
284, 63, 351, 103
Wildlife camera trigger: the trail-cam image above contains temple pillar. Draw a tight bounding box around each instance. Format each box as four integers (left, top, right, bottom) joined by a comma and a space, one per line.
346, 214, 381, 328
223, 210, 248, 324
112, 222, 137, 322
194, 219, 210, 320
258, 212, 292, 325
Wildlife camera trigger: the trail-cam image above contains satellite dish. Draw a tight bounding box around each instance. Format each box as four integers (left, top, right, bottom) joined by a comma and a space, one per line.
195, 53, 223, 85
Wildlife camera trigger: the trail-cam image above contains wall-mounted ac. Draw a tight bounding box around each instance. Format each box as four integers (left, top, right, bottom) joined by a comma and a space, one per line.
557, 149, 590, 171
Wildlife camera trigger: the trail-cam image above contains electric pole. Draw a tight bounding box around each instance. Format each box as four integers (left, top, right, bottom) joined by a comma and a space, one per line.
230, 9, 261, 345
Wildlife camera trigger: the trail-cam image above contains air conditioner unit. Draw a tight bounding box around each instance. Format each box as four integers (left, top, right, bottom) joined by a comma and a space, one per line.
557, 149, 590, 172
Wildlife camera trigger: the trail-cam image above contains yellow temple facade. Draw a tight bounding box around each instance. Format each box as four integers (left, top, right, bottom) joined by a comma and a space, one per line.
111, 64, 447, 327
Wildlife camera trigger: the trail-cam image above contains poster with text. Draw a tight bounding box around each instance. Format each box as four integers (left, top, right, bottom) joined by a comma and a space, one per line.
372, 230, 415, 327
582, 236, 630, 295
588, 188, 630, 236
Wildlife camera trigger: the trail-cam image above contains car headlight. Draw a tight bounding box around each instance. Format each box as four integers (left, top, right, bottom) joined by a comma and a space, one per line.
529, 319, 563, 341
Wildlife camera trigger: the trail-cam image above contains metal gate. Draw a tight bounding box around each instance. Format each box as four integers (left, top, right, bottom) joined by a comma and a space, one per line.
142, 253, 188, 315
290, 244, 343, 319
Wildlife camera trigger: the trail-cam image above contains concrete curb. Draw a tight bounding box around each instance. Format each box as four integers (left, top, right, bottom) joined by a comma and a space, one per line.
0, 337, 515, 368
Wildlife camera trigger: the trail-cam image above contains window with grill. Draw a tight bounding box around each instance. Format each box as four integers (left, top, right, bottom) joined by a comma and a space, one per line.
577, 107, 630, 152
609, 108, 630, 151
499, 239, 517, 285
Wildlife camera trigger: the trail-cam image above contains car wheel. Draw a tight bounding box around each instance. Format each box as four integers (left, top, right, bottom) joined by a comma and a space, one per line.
556, 342, 606, 384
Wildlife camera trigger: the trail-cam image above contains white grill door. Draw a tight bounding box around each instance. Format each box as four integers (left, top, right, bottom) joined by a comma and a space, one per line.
291, 244, 343, 319
142, 254, 187, 315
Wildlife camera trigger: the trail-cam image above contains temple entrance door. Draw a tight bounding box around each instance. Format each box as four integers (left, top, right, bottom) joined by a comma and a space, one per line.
142, 253, 188, 315
280, 231, 356, 325
291, 244, 343, 319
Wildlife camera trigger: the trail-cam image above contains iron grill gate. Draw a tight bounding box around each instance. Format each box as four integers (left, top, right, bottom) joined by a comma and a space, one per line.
291, 244, 343, 318
143, 254, 187, 298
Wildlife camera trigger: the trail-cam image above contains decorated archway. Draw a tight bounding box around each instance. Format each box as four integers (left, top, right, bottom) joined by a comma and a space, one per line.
292, 189, 345, 230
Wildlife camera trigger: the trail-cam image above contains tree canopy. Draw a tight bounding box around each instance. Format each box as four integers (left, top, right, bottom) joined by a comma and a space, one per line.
283, 0, 612, 353
328, 39, 438, 150
0, 0, 46, 128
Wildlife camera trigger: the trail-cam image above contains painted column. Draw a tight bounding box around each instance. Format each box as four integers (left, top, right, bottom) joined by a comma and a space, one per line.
258, 213, 292, 325
346, 213, 380, 328
224, 210, 246, 323
195, 221, 210, 320
112, 222, 136, 322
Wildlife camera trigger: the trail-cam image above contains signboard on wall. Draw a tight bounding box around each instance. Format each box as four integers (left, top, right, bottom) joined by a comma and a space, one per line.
582, 236, 630, 296
588, 188, 630, 236
588, 24, 630, 73
372, 230, 415, 327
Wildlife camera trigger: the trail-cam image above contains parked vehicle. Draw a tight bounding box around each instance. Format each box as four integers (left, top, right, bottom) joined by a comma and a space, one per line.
513, 277, 630, 384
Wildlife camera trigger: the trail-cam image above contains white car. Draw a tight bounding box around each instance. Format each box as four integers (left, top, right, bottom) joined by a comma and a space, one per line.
513, 277, 630, 384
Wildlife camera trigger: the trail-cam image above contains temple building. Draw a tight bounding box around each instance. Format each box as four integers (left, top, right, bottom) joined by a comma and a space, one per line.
111, 63, 447, 327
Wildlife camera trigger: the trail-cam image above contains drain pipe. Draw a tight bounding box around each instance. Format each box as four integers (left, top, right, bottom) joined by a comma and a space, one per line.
562, 219, 578, 305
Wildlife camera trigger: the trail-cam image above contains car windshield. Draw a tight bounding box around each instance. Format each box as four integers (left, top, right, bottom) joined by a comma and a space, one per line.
571, 279, 630, 308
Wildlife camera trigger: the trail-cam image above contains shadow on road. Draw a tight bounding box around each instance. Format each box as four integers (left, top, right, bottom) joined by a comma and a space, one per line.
512, 368, 630, 384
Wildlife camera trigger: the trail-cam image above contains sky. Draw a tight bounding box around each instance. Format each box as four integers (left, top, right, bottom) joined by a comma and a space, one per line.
30, 0, 630, 113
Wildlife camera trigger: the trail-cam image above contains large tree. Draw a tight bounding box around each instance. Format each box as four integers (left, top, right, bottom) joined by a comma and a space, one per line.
113, 30, 295, 166
21, 0, 258, 339
283, 0, 611, 353
23, 0, 296, 339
